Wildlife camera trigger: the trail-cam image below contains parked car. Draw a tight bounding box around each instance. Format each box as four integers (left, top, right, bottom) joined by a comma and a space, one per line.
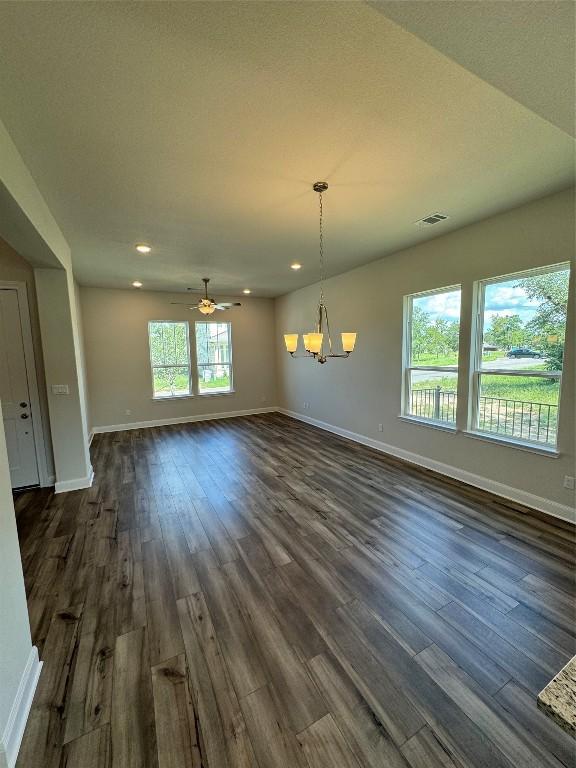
506, 347, 541, 358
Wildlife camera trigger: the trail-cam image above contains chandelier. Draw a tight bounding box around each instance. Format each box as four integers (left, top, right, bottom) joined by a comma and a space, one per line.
284, 181, 357, 364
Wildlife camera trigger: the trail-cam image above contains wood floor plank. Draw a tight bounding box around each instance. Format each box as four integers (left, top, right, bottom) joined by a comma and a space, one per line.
16, 606, 83, 768
151, 654, 202, 768
142, 538, 184, 665
307, 653, 411, 768
113, 529, 146, 636
240, 684, 308, 768
160, 515, 201, 598
173, 495, 211, 554
495, 680, 576, 768
341, 600, 516, 768
224, 557, 328, 733
278, 562, 425, 747
414, 644, 564, 768
296, 712, 363, 768
63, 625, 114, 744
262, 569, 329, 661
111, 628, 158, 768
438, 601, 551, 695
192, 498, 239, 564
194, 555, 267, 698
176, 593, 259, 768
401, 725, 466, 768
61, 725, 111, 768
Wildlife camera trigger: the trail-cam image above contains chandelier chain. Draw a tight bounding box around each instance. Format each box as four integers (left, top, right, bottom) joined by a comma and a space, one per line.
319, 190, 325, 300
283, 180, 356, 362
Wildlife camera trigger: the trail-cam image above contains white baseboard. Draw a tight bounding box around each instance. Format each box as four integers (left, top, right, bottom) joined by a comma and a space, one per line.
279, 409, 575, 525
0, 647, 42, 768
91, 406, 279, 435
54, 465, 94, 494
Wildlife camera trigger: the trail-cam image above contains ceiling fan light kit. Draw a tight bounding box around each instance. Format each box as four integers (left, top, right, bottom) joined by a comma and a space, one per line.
171, 278, 241, 313
284, 181, 357, 364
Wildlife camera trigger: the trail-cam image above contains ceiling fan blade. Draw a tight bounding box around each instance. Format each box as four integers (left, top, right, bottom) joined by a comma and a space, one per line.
170, 302, 200, 306
214, 302, 242, 308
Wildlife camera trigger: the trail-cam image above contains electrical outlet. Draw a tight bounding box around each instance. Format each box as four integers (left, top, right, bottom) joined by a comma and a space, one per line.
378, 424, 384, 432
125, 409, 132, 416
563, 476, 575, 490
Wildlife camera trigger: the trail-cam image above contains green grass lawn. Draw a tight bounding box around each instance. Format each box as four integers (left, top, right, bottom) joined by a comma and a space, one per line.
154, 371, 231, 396
412, 374, 559, 405
199, 375, 231, 392
413, 351, 501, 367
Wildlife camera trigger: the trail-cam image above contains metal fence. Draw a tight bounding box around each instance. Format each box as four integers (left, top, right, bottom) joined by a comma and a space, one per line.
477, 396, 558, 444
410, 387, 558, 444
410, 387, 457, 423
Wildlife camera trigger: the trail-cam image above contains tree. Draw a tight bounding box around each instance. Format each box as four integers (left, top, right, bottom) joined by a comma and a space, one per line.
427, 318, 459, 357
517, 270, 569, 334
411, 305, 430, 362
515, 269, 570, 371
484, 314, 526, 351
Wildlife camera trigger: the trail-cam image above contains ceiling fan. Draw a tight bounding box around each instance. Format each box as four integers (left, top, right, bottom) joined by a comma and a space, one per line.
170, 278, 241, 315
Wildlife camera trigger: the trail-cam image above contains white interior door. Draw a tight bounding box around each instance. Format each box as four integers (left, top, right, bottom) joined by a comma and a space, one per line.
0, 288, 40, 488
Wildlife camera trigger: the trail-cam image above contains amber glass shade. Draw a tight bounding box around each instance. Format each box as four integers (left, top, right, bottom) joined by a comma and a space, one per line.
308, 332, 323, 354
341, 332, 357, 352
284, 333, 298, 353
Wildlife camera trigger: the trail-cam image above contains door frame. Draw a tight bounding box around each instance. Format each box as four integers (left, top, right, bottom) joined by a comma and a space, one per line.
0, 280, 52, 488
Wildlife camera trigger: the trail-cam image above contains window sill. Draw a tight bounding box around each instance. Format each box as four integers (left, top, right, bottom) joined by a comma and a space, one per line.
398, 414, 457, 433
151, 394, 194, 402
463, 430, 559, 457
198, 390, 235, 397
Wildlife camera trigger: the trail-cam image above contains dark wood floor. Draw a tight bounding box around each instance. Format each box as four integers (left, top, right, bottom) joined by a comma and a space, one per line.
14, 413, 576, 768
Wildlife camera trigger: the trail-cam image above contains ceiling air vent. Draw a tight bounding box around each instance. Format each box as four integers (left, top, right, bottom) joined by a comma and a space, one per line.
416, 212, 449, 227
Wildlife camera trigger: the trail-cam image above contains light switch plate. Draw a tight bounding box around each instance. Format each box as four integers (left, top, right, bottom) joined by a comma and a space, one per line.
51, 384, 70, 395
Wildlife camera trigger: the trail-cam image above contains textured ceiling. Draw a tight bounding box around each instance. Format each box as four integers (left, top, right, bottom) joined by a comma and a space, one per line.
0, 1, 573, 296
371, 1, 576, 137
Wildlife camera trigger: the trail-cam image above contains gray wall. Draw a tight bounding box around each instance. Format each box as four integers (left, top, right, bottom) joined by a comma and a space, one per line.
35, 269, 93, 487
275, 188, 575, 520
80, 287, 277, 429
0, 116, 92, 490
0, 400, 36, 766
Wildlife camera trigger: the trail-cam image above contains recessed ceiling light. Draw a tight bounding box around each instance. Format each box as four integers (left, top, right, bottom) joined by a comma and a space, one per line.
291, 262, 302, 270
135, 243, 151, 254
132, 280, 143, 288
243, 289, 251, 294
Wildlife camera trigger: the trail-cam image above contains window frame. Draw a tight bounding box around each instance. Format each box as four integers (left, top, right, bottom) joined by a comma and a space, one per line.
468, 262, 569, 450
194, 320, 234, 396
148, 320, 193, 400
401, 284, 461, 428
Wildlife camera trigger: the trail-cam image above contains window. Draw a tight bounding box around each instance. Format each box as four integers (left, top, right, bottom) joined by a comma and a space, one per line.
470, 263, 570, 448
195, 321, 233, 394
402, 286, 461, 426
148, 321, 191, 398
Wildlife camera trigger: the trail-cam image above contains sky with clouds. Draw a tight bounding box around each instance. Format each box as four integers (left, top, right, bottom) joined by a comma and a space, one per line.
416, 280, 539, 325
415, 289, 461, 321
482, 281, 539, 324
